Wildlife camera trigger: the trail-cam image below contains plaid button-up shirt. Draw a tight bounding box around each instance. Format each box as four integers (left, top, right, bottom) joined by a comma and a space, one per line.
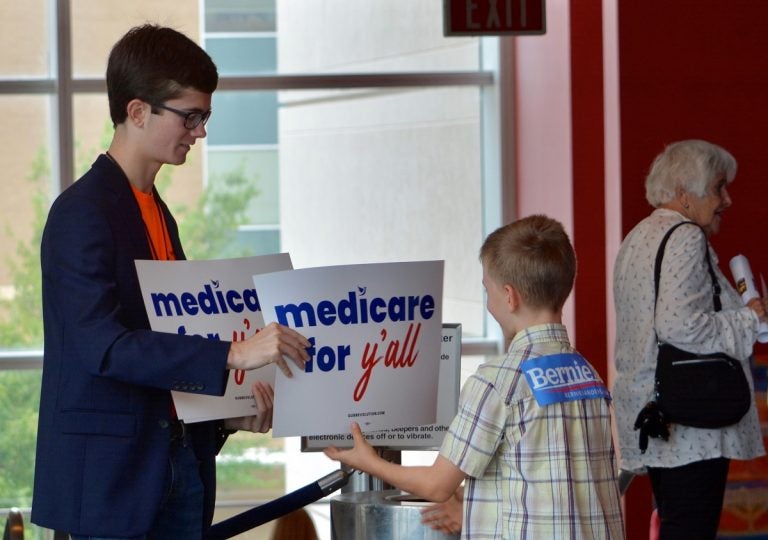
440, 323, 625, 539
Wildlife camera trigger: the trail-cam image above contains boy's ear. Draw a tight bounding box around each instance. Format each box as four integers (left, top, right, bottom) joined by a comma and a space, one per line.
126, 99, 149, 127
503, 284, 520, 313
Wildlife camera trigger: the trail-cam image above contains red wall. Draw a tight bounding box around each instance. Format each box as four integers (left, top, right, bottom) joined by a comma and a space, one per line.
511, 2, 768, 539
618, 0, 768, 289
615, 5, 768, 536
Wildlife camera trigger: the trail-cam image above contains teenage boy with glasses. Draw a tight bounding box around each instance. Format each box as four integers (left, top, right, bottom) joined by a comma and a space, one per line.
31, 24, 310, 540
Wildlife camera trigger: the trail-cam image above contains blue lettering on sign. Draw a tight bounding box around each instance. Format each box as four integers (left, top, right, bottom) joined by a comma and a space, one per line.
274, 289, 435, 328
521, 353, 610, 406
151, 282, 261, 317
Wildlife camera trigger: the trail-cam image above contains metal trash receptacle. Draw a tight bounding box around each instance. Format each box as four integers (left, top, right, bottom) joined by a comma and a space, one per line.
331, 490, 459, 540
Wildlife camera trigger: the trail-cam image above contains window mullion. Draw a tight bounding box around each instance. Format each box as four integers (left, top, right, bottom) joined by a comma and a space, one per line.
55, 0, 75, 191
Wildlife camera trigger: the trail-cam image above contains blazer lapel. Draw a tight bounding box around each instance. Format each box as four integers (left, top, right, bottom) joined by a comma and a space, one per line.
96, 155, 154, 260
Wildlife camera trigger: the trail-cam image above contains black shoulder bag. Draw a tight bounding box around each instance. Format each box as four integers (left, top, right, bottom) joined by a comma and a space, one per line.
634, 221, 751, 452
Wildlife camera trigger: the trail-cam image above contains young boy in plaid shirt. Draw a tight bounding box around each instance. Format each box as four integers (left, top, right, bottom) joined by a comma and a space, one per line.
325, 215, 625, 539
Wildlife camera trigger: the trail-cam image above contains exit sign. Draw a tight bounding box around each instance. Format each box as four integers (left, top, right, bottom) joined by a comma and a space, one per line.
444, 0, 546, 36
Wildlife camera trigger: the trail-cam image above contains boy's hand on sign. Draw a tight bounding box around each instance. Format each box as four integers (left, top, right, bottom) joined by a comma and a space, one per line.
323, 422, 378, 472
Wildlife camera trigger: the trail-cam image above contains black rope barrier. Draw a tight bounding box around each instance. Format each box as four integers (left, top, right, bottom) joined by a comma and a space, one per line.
205, 469, 350, 540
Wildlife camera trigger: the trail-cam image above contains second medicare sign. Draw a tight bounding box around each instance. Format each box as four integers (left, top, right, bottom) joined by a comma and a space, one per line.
255, 261, 444, 437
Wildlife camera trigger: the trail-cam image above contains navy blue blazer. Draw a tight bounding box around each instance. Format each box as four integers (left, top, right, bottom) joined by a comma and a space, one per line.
32, 155, 233, 537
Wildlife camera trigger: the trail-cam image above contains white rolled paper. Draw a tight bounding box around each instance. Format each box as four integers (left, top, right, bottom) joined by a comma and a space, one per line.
729, 254, 768, 343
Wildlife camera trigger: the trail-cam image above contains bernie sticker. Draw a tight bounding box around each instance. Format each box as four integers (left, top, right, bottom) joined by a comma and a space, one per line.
521, 353, 610, 406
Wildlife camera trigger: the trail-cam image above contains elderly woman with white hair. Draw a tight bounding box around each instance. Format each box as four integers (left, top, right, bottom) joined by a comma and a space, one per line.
612, 139, 768, 539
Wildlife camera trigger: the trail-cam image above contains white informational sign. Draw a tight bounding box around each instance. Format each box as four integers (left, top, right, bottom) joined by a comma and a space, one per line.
135, 254, 293, 423
254, 261, 444, 437
302, 323, 461, 451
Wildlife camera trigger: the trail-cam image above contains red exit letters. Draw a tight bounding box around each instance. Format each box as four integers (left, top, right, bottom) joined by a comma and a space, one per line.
444, 0, 546, 35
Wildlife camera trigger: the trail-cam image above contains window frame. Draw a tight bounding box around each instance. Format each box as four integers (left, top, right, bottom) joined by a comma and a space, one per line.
0, 1, 507, 371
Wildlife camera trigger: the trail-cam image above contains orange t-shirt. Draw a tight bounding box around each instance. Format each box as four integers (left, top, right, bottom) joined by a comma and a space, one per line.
131, 184, 178, 418
131, 185, 176, 261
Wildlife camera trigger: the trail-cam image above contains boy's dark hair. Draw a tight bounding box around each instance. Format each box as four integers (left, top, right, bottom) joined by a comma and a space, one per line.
106, 24, 218, 126
480, 214, 576, 312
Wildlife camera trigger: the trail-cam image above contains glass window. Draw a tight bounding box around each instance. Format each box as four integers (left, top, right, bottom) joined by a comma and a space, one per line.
277, 2, 480, 75
278, 85, 485, 336
208, 91, 278, 145
234, 227, 281, 256
0, 0, 49, 77
205, 0, 276, 33
202, 147, 280, 259
72, 94, 113, 175
0, 95, 51, 350
208, 148, 280, 225
207, 36, 277, 75
70, 1, 200, 78
0, 370, 41, 507
0, 6, 51, 537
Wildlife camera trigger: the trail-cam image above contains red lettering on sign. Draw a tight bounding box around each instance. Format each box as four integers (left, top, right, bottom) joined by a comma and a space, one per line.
353, 323, 422, 402
232, 318, 257, 385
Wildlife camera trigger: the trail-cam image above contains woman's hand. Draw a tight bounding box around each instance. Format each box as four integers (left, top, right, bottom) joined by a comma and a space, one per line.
746, 296, 767, 322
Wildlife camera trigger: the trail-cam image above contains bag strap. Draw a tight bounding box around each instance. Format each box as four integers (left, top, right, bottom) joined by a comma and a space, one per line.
653, 221, 722, 319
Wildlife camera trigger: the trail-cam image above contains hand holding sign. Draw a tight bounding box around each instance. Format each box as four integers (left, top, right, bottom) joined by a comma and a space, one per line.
227, 322, 311, 377
135, 253, 296, 423
224, 380, 275, 433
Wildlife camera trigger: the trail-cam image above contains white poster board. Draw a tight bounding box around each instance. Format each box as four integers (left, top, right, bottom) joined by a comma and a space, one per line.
302, 323, 461, 451
254, 261, 444, 437
135, 254, 293, 423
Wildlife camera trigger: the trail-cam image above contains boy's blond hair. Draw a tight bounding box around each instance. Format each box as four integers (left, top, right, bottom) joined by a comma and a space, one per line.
480, 214, 576, 312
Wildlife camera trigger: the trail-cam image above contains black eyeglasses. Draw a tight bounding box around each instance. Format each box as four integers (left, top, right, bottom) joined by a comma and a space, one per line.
151, 103, 212, 130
